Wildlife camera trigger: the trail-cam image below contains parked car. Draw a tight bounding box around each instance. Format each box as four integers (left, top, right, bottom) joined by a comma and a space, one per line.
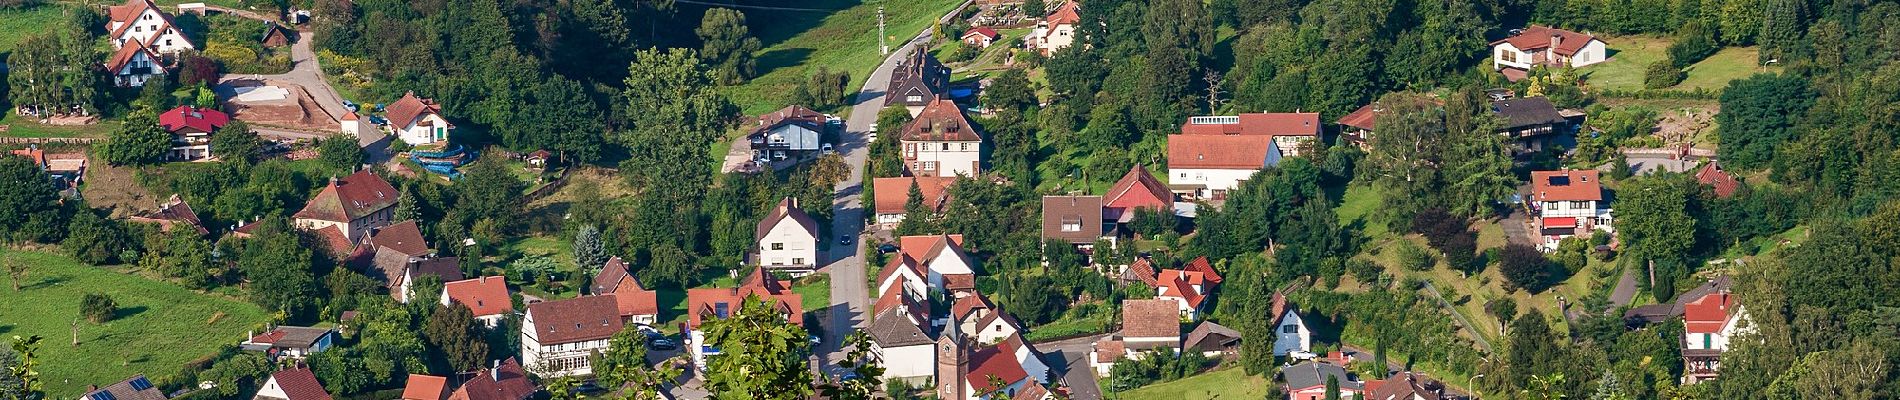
821, 143, 836, 155
877, 243, 899, 254
647, 337, 678, 351
839, 235, 853, 245
1289, 350, 1320, 361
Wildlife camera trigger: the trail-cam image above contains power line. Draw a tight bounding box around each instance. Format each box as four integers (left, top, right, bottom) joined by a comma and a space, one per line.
670, 0, 836, 12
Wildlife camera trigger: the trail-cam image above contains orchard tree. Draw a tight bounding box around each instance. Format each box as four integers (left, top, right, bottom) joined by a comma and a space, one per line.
696, 8, 761, 84
210, 120, 263, 163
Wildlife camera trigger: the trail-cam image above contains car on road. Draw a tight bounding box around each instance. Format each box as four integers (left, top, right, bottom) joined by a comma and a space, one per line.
1289, 350, 1320, 361
839, 235, 853, 245
647, 337, 678, 351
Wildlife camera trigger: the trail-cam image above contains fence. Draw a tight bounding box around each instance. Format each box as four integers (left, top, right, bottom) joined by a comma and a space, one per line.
0, 137, 104, 145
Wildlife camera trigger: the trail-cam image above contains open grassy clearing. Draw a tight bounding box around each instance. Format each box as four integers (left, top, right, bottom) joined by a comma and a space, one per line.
0, 248, 270, 397
718, 0, 965, 116
1581, 35, 1779, 92
0, 113, 120, 139
1118, 365, 1271, 400
0, 5, 64, 53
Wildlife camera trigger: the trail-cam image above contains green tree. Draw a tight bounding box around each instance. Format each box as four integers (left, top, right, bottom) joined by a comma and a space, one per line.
983, 68, 1038, 112
63, 211, 128, 265
618, 48, 733, 252
79, 293, 116, 323
525, 77, 607, 163
101, 107, 175, 166
2, 335, 44, 400
0, 156, 61, 243
696, 8, 761, 84
317, 133, 364, 172
818, 332, 886, 400
423, 303, 489, 373
1488, 297, 1519, 334
236, 223, 320, 320
1616, 174, 1698, 299
700, 296, 813, 399
1497, 243, 1556, 293
573, 225, 608, 274
456, 159, 526, 223
592, 325, 679, 397
1325, 375, 1341, 400
210, 120, 263, 163
1716, 74, 1811, 170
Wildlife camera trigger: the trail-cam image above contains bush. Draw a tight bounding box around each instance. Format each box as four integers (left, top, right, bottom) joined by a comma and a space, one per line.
1667, 22, 1720, 68
1497, 243, 1559, 293
1643, 61, 1685, 89
82, 292, 118, 322
1395, 241, 1435, 271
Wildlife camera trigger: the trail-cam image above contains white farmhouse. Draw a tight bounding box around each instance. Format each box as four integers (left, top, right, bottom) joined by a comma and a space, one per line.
1491, 25, 1608, 79
755, 197, 820, 276
1028, 1, 1080, 56
1166, 134, 1281, 201
106, 0, 195, 54
519, 295, 622, 377
1529, 169, 1613, 250
1270, 294, 1311, 356
1682, 286, 1750, 384
385, 91, 454, 146
900, 100, 984, 177
105, 39, 165, 88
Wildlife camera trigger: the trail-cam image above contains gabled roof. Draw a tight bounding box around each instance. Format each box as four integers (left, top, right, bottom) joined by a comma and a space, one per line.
1184, 321, 1241, 351
1338, 103, 1383, 131
885, 48, 949, 107
263, 367, 332, 400
873, 176, 956, 216
1270, 292, 1297, 327
9, 147, 45, 167
1282, 362, 1363, 392
899, 234, 973, 276
592, 259, 660, 319
250, 326, 334, 349
400, 374, 449, 400
1155, 269, 1207, 309
963, 27, 1001, 40
750, 105, 826, 138
1167, 134, 1278, 169
1104, 165, 1174, 213
685, 266, 803, 328
1122, 257, 1159, 286
1530, 169, 1603, 202
1695, 162, 1739, 198
131, 194, 209, 235
868, 298, 932, 347
1180, 256, 1221, 284
591, 256, 632, 295
1120, 299, 1181, 341
446, 358, 535, 400
414, 258, 464, 282
293, 170, 400, 223
1682, 290, 1733, 334
525, 295, 623, 344
158, 106, 229, 134
1041, 195, 1104, 244
900, 100, 981, 142
1493, 97, 1567, 130
368, 220, 430, 257
1044, 1, 1080, 26
314, 225, 355, 257
108, 0, 188, 47
967, 344, 1030, 393
443, 276, 513, 318
105, 38, 159, 74
1180, 113, 1322, 137
756, 197, 819, 242
875, 253, 925, 294
1011, 382, 1051, 400
385, 91, 447, 130
1364, 372, 1443, 400
1490, 25, 1599, 56
83, 375, 166, 400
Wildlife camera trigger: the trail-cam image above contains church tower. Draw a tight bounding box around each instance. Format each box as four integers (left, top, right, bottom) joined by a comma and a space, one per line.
936, 334, 967, 400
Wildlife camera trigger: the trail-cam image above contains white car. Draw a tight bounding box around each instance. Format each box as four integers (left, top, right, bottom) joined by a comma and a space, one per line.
821, 143, 836, 155
1289, 351, 1320, 361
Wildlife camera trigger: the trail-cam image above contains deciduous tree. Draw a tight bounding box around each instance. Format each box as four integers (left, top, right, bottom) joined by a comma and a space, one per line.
700, 296, 813, 399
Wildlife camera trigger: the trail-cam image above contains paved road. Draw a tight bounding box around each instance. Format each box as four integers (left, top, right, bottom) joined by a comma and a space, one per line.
210, 8, 386, 148
1609, 263, 1639, 307
1038, 335, 1108, 400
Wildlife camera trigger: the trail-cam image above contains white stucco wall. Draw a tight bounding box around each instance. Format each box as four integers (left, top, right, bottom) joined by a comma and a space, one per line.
905, 140, 982, 177
758, 220, 817, 267
876, 343, 937, 380
1272, 311, 1311, 356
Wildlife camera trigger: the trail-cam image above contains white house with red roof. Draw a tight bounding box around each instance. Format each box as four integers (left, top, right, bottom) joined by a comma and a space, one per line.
684, 266, 804, 370
1528, 169, 1613, 250
1154, 257, 1221, 319
1166, 134, 1281, 200
1492, 26, 1607, 77
1103, 165, 1176, 229
1681, 285, 1748, 384
255, 366, 332, 400
1028, 1, 1080, 56
1270, 293, 1312, 356
292, 170, 400, 255
105, 38, 165, 87
158, 105, 228, 161
589, 256, 661, 325
443, 276, 513, 328
385, 91, 454, 146
1179, 112, 1322, 157
755, 197, 820, 275
519, 295, 622, 377
962, 27, 1002, 48
106, 0, 194, 54
901, 99, 984, 177
898, 234, 978, 298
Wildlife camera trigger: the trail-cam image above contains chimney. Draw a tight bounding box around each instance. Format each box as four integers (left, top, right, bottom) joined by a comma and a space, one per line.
491, 359, 501, 381
1550, 33, 1562, 50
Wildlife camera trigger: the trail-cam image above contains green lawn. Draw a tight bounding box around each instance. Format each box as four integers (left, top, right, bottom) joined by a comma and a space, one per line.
0, 249, 270, 397
1335, 184, 1389, 240
0, 5, 64, 53
1581, 35, 1779, 92
0, 113, 120, 139
719, 0, 965, 116
1117, 366, 1271, 400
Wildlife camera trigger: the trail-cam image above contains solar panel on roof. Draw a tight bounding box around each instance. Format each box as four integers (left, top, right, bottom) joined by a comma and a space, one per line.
129, 377, 153, 391
91, 391, 116, 400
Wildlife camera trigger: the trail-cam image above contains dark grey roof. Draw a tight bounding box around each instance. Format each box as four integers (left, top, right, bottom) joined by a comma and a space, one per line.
1281, 362, 1362, 391
83, 375, 167, 400
1184, 321, 1241, 351
1492, 97, 1567, 130
1623, 276, 1732, 324
413, 258, 463, 282
867, 307, 933, 347
267, 326, 334, 349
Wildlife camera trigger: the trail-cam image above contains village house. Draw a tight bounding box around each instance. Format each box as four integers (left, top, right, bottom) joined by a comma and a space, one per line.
241, 325, 338, 360
1680, 280, 1749, 384
872, 176, 955, 227
9, 147, 86, 191
1695, 161, 1739, 199
755, 197, 820, 275
1271, 293, 1313, 356
869, 276, 937, 383
1166, 134, 1281, 200
339, 112, 375, 138
106, 0, 195, 54
875, 255, 932, 312
901, 99, 984, 177
343, 220, 449, 301
385, 91, 454, 146
400, 374, 449, 400
1090, 299, 1182, 376
81, 375, 165, 400
1040, 195, 1107, 248
1103, 165, 1176, 234
1337, 103, 1385, 149
1154, 257, 1221, 319
1179, 112, 1322, 157
1281, 362, 1364, 400
1363, 371, 1448, 400
1493, 97, 1575, 153
128, 194, 209, 236
589, 257, 661, 325
1528, 169, 1613, 250
255, 366, 332, 400
1491, 25, 1608, 80
445, 358, 536, 400
261, 22, 293, 47
519, 295, 622, 377
105, 38, 166, 87
885, 49, 951, 116
749, 105, 828, 163
158, 105, 228, 161
685, 267, 804, 369
962, 27, 1002, 48
443, 276, 513, 328
935, 332, 1049, 400
1183, 320, 1241, 356
898, 234, 979, 298
1028, 1, 1079, 56
292, 170, 400, 253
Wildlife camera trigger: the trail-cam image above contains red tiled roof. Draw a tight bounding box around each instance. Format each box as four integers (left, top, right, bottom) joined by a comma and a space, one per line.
967, 345, 1029, 392
294, 170, 400, 223
446, 358, 535, 400
943, 273, 976, 291
1682, 291, 1732, 334
158, 106, 229, 134
757, 197, 818, 242
525, 295, 623, 344
1156, 270, 1206, 309
1181, 256, 1221, 284
1337, 104, 1382, 131
609, 275, 659, 318
1179, 113, 1321, 137
314, 226, 354, 257
591, 256, 632, 294
1123, 258, 1159, 286
266, 367, 332, 400
105, 38, 158, 74
443, 276, 513, 318
1104, 165, 1173, 214
1093, 337, 1124, 363
873, 176, 956, 216
875, 254, 924, 295
386, 91, 446, 130
951, 292, 994, 321
750, 105, 826, 138
1695, 162, 1739, 198
1044, 1, 1080, 26
686, 267, 803, 328
1530, 170, 1603, 202
108, 0, 187, 47
872, 278, 929, 325
900, 100, 981, 142
1490, 25, 1599, 57
898, 234, 964, 263
9, 148, 46, 167
1167, 134, 1277, 169
401, 375, 449, 400
963, 27, 1000, 39
1121, 299, 1181, 339
369, 220, 429, 257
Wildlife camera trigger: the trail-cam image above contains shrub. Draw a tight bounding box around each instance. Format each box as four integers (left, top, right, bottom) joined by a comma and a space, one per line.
1643, 61, 1685, 89
82, 292, 118, 322
1497, 243, 1558, 293
1396, 241, 1435, 271
1667, 22, 1720, 68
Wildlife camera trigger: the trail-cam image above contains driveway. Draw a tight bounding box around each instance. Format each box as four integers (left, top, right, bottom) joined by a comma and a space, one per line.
1038, 335, 1108, 400
210, 8, 387, 148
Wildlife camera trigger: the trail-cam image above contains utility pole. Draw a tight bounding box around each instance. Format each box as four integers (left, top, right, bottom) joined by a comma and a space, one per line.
878, 6, 889, 55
